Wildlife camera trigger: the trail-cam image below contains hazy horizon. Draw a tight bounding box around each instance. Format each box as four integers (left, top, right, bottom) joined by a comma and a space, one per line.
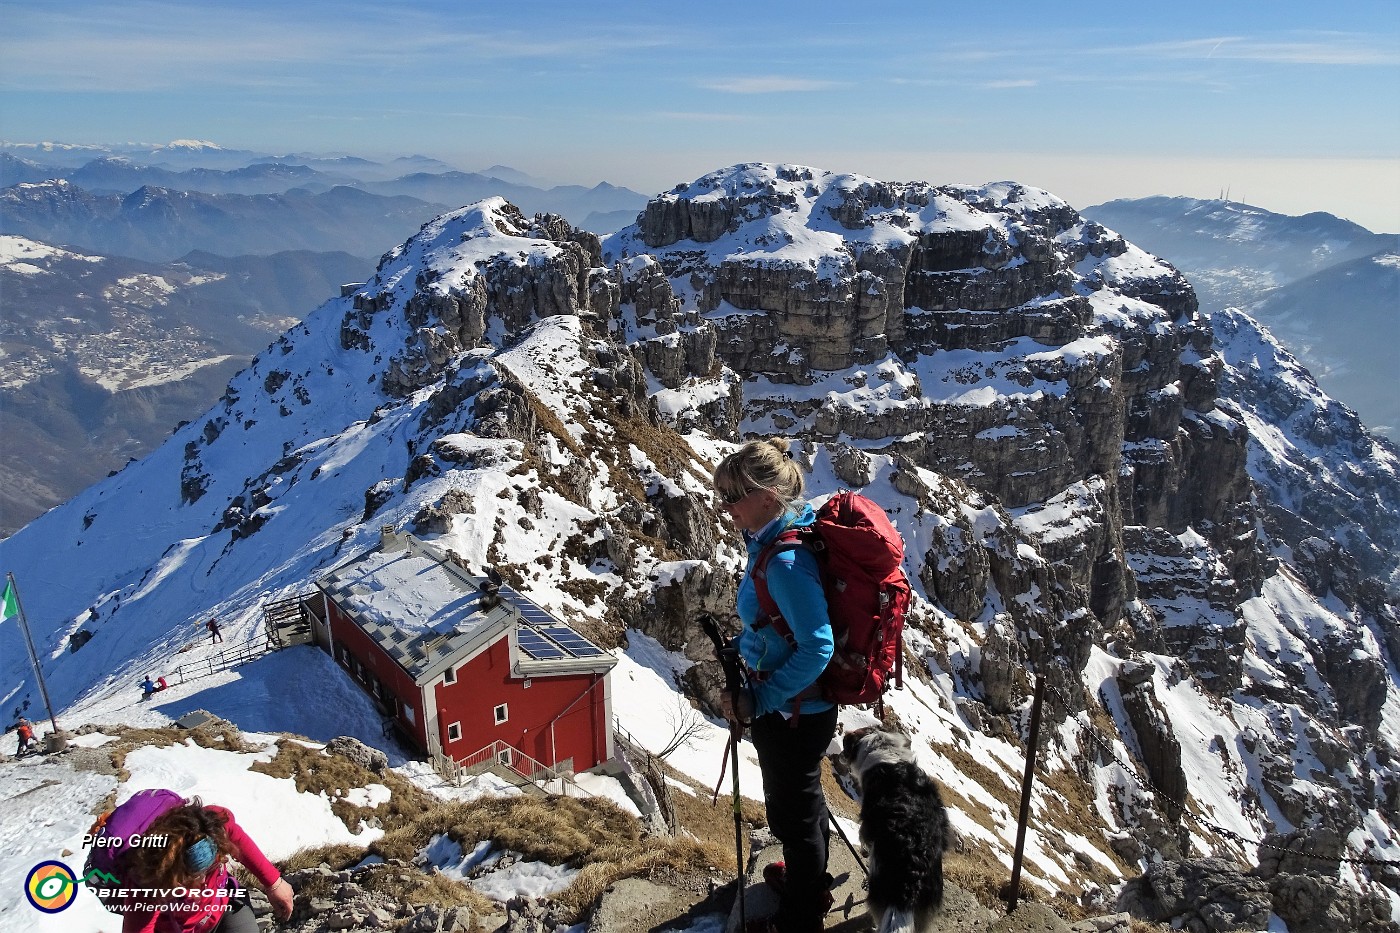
3, 1, 1397, 232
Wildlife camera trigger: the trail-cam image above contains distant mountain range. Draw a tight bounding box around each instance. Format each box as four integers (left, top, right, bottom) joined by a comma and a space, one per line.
0, 149, 649, 236
1, 140, 458, 175
1082, 196, 1399, 438
0, 179, 452, 262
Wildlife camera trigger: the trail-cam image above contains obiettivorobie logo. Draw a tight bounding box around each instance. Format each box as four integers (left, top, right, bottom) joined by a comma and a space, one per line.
23, 861, 116, 913
23, 859, 246, 915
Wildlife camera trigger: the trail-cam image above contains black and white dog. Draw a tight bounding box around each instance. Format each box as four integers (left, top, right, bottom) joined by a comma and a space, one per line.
841, 727, 948, 933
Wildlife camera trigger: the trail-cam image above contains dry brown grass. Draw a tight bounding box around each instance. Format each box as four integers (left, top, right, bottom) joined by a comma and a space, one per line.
353, 792, 723, 924
658, 763, 768, 874
248, 739, 435, 833
94, 724, 731, 924
105, 723, 261, 780
1035, 766, 1133, 898
922, 734, 1131, 921
554, 836, 716, 919
943, 845, 1014, 908
522, 386, 585, 458
271, 788, 717, 923
929, 741, 1019, 841
276, 842, 366, 874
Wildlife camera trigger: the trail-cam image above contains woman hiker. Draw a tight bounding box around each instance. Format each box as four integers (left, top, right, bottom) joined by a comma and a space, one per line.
713, 438, 836, 933
119, 796, 293, 932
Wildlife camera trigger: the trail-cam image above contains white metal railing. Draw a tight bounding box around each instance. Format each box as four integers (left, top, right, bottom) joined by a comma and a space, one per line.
434, 740, 595, 798
167, 638, 267, 684
608, 721, 668, 833
430, 751, 465, 785
457, 739, 557, 782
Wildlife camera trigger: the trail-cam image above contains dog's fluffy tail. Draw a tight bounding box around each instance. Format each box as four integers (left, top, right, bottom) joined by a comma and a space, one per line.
877, 909, 917, 933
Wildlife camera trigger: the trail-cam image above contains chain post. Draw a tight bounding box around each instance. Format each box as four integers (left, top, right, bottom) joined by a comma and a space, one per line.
1007, 672, 1046, 912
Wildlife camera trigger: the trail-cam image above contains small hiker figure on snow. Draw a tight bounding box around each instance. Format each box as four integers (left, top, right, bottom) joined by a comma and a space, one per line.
207, 617, 223, 644
15, 718, 35, 756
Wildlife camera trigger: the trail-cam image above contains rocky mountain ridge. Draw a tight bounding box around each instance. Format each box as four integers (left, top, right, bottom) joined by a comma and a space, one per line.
2, 163, 1396, 927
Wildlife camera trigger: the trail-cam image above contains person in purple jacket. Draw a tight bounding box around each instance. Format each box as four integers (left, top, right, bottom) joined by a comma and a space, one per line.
713, 438, 836, 933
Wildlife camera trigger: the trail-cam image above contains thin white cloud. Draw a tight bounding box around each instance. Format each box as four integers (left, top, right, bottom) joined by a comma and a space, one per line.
910, 30, 1398, 76
984, 79, 1037, 89
2, 1, 673, 92
701, 77, 843, 94
651, 112, 759, 123
1128, 35, 1399, 66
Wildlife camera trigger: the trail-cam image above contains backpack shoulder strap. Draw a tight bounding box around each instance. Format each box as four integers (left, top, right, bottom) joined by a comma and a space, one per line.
752, 528, 817, 639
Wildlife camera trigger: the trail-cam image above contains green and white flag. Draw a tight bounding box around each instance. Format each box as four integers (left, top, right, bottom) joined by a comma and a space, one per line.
0, 579, 17, 626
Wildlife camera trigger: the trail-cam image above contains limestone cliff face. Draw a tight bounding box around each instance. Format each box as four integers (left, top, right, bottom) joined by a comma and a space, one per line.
605, 164, 1262, 683
342, 200, 616, 398
600, 168, 1396, 889
274, 165, 1394, 900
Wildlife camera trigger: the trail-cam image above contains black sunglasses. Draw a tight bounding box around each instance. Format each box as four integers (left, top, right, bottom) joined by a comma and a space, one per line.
719, 488, 754, 505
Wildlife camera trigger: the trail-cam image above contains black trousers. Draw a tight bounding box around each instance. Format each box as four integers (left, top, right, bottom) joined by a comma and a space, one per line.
215, 890, 259, 933
751, 705, 838, 933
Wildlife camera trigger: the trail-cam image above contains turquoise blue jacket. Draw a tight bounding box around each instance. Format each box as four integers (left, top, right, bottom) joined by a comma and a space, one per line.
736, 504, 836, 718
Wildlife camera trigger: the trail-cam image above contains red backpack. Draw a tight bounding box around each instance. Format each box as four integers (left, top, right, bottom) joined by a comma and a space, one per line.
753, 490, 911, 706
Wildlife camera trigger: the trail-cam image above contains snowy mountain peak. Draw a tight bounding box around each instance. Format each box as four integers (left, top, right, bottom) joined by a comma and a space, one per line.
160, 139, 225, 151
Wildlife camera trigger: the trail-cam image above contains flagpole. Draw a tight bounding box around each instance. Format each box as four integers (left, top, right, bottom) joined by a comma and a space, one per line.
6, 573, 60, 735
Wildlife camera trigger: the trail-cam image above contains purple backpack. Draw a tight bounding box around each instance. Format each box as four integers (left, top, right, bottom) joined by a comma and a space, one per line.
84, 788, 184, 908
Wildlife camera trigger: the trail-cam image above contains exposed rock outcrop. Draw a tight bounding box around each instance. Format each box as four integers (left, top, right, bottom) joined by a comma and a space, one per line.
1120, 855, 1400, 933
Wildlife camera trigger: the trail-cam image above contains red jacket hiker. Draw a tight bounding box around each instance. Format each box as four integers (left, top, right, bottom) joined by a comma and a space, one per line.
119, 804, 290, 933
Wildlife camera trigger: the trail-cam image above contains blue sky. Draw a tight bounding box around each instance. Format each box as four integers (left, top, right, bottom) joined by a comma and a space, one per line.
3, 0, 1398, 231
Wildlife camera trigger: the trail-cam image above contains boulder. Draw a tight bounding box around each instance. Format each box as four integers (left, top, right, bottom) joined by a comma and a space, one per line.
326, 735, 389, 773
1118, 858, 1272, 931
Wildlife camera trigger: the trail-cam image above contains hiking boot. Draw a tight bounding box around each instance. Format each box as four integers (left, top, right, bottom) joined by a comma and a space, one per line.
760, 863, 835, 912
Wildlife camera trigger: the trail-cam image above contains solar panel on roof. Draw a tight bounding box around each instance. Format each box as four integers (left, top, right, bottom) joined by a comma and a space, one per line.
517, 629, 568, 660
540, 625, 606, 657
499, 585, 561, 621
497, 584, 608, 663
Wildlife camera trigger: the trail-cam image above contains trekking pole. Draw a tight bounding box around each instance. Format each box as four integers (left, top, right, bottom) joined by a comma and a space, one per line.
700, 614, 747, 932
830, 815, 868, 878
